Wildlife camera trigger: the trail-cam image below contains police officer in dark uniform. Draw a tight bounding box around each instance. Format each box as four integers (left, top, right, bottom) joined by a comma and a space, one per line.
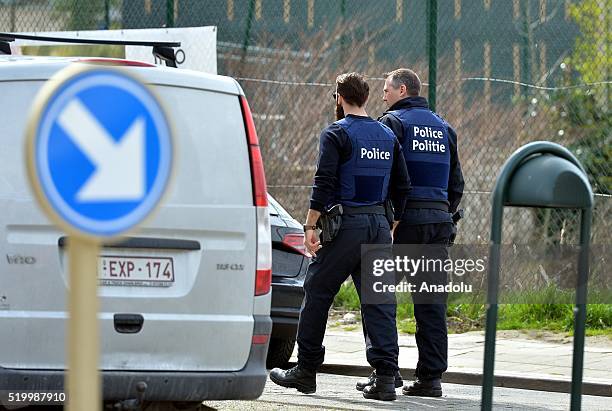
358, 68, 464, 397
269, 72, 411, 401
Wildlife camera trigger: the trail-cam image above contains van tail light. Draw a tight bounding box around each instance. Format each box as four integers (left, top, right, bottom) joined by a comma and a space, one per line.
254, 268, 272, 296
252, 334, 269, 345
239, 96, 268, 208
282, 233, 308, 257
254, 206, 271, 296
240, 95, 272, 296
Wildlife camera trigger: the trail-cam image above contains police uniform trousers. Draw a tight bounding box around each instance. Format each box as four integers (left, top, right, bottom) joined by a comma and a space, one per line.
395, 221, 454, 380
296, 213, 399, 375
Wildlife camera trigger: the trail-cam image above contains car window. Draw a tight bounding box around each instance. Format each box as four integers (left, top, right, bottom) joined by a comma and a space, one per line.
267, 194, 293, 219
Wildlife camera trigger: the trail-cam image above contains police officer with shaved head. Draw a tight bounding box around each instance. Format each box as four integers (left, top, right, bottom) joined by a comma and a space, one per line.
269, 72, 411, 401
357, 68, 464, 397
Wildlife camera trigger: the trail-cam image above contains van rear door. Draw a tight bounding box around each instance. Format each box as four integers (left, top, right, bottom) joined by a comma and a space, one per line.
0, 71, 262, 372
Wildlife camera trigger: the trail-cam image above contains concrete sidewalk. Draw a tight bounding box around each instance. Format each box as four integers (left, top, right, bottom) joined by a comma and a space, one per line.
289, 327, 612, 396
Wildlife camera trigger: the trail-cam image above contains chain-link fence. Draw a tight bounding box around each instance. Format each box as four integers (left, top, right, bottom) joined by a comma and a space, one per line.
3, 0, 610, 252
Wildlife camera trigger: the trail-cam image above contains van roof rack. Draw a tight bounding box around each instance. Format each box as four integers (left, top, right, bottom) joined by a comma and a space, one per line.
0, 32, 181, 68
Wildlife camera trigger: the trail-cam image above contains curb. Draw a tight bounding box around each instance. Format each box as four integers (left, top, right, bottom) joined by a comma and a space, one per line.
310, 363, 612, 397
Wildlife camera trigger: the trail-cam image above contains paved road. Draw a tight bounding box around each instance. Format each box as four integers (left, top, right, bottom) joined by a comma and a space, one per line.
202, 373, 611, 411
317, 328, 612, 384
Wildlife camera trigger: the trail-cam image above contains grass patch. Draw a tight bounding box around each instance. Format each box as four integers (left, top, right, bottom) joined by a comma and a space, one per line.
584, 329, 612, 338
342, 325, 359, 332
497, 304, 574, 331
332, 280, 612, 336
398, 318, 417, 334
334, 281, 361, 311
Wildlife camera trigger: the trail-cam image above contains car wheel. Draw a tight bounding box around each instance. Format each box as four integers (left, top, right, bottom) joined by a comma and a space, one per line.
266, 337, 296, 369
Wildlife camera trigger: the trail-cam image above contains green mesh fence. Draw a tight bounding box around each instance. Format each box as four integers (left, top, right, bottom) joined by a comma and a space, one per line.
3, 0, 610, 251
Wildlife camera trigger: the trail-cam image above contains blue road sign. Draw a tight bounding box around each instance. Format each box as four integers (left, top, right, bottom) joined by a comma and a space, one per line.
29, 66, 172, 238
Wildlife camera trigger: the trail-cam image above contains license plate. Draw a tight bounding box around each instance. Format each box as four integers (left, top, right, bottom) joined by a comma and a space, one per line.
98, 256, 175, 287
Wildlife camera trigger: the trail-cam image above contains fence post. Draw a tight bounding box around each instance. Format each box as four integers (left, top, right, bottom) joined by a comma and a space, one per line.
427, 0, 438, 112
340, 0, 347, 66
104, 0, 110, 29
166, 0, 175, 28
521, 0, 533, 91
242, 0, 256, 59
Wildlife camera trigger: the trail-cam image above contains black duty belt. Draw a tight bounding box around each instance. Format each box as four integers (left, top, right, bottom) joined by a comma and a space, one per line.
342, 205, 386, 215
404, 201, 449, 212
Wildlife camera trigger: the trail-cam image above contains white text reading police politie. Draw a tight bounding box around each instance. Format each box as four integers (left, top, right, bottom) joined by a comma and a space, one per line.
412, 125, 446, 153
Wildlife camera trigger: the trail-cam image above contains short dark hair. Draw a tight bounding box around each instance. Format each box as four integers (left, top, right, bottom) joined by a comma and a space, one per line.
385, 68, 421, 96
336, 72, 369, 107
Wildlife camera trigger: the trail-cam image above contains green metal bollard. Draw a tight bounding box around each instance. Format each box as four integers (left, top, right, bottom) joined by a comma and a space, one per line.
481, 141, 593, 411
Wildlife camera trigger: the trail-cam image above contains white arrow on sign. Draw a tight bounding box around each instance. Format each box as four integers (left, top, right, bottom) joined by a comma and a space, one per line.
57, 99, 145, 202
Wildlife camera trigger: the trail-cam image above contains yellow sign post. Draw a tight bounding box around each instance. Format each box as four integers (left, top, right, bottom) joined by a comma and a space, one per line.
66, 238, 101, 411
25, 64, 174, 411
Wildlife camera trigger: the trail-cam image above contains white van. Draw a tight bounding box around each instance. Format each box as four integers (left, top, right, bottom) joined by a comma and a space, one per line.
0, 55, 272, 405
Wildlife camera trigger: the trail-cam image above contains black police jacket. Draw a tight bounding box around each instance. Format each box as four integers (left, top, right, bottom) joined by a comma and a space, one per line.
379, 97, 464, 225
309, 114, 411, 221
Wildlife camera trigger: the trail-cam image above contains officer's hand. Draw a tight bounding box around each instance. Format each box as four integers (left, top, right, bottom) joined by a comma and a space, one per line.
391, 221, 400, 240
304, 229, 321, 257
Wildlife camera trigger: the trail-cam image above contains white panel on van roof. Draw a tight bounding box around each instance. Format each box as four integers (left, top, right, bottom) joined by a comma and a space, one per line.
0, 56, 242, 96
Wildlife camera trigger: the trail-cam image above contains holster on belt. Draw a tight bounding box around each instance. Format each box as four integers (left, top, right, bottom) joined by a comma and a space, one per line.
452, 209, 464, 224
317, 204, 343, 244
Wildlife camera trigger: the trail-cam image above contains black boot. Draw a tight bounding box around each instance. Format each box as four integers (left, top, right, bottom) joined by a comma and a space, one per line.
269, 365, 316, 394
355, 370, 403, 391
402, 378, 442, 397
362, 374, 397, 401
